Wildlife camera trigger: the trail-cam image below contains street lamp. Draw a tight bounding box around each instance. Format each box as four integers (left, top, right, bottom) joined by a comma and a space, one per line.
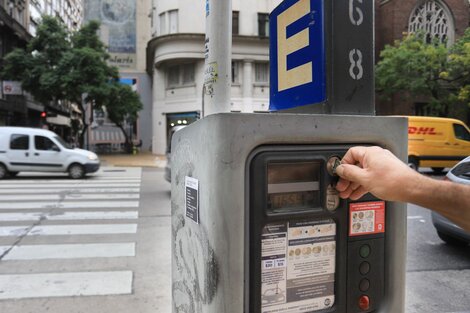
8, 1, 15, 16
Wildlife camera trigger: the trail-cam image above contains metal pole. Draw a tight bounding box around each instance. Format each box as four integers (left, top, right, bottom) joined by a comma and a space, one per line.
203, 0, 232, 116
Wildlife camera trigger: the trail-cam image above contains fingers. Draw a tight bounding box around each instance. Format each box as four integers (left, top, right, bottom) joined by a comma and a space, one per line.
349, 186, 368, 200
341, 146, 368, 166
337, 178, 365, 199
335, 163, 367, 183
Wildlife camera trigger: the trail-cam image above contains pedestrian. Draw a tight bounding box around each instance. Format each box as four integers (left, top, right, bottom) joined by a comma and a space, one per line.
335, 146, 470, 232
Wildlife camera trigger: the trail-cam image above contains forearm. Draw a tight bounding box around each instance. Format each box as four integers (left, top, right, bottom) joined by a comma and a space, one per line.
403, 174, 470, 232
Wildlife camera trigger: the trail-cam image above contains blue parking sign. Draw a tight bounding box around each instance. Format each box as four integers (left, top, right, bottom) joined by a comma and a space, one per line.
269, 0, 325, 111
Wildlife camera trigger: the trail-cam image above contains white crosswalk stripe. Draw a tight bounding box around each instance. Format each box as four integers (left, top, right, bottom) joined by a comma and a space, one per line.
0, 188, 140, 194
0, 271, 133, 299
0, 194, 140, 201
0, 224, 138, 236
0, 167, 142, 300
0, 211, 139, 221
0, 200, 139, 209
0, 243, 136, 260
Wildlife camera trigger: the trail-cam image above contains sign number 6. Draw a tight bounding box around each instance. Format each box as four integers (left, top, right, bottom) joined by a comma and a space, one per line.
349, 0, 364, 26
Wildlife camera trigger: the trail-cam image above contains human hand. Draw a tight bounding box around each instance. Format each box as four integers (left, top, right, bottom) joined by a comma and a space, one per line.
335, 146, 416, 201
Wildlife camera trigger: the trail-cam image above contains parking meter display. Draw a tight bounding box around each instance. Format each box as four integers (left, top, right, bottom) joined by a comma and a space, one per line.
267, 162, 321, 212
261, 219, 336, 313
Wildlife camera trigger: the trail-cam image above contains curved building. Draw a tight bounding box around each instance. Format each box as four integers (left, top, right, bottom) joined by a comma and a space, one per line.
147, 0, 282, 154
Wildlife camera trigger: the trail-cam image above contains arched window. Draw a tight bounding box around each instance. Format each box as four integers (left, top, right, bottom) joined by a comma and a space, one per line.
408, 0, 455, 46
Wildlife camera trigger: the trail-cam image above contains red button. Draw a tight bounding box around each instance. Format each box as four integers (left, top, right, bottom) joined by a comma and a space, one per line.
358, 295, 370, 311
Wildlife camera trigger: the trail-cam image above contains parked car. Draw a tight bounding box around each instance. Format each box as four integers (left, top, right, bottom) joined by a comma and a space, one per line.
407, 116, 470, 173
0, 127, 100, 179
164, 125, 186, 182
431, 156, 470, 246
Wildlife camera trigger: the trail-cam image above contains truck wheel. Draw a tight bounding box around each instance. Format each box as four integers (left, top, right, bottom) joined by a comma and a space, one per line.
0, 164, 6, 179
437, 231, 469, 247
408, 156, 419, 171
68, 164, 85, 179
431, 167, 444, 174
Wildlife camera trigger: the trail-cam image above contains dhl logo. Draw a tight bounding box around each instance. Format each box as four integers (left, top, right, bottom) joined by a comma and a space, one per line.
408, 127, 438, 135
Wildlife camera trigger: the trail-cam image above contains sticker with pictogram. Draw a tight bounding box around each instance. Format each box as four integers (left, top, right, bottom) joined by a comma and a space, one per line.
349, 201, 385, 236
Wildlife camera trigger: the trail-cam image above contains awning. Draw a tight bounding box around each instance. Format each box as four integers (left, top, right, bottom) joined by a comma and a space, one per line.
47, 115, 71, 126
90, 126, 126, 144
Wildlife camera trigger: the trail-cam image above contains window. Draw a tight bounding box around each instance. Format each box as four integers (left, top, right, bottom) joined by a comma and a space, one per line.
258, 13, 269, 37
232, 61, 240, 84
232, 11, 239, 35
159, 10, 178, 36
159, 12, 166, 35
182, 64, 195, 85
414, 102, 439, 116
10, 134, 29, 150
408, 0, 455, 45
453, 124, 470, 142
167, 63, 195, 88
169, 10, 178, 34
255, 62, 269, 84
167, 65, 180, 87
35, 136, 58, 151
0, 33, 3, 58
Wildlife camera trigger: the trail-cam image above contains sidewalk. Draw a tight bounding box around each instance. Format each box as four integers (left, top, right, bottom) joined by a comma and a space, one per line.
98, 152, 167, 168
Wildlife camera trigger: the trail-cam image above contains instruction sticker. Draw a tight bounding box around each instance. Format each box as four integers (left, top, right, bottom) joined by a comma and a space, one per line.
349, 201, 385, 236
185, 176, 199, 224
261, 220, 336, 313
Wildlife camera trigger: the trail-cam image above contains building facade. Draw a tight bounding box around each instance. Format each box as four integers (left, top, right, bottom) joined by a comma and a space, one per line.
84, 0, 153, 152
0, 0, 84, 138
375, 0, 470, 121
147, 0, 283, 155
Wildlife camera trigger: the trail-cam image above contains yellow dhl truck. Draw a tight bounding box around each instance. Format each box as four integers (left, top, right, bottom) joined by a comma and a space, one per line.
407, 116, 470, 173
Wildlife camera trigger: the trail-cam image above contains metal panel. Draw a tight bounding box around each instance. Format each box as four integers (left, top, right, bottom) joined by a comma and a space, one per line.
171, 113, 407, 313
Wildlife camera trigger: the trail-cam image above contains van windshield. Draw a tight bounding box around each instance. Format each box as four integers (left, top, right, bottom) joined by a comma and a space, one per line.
54, 135, 72, 149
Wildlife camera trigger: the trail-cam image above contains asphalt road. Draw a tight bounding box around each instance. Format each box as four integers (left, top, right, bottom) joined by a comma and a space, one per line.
405, 171, 470, 313
0, 167, 468, 313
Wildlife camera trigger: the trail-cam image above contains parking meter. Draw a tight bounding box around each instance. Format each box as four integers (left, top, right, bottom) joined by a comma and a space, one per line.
172, 0, 407, 312
171, 113, 407, 313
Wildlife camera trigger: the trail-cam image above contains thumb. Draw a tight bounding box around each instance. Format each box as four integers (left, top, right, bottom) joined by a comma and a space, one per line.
336, 164, 367, 184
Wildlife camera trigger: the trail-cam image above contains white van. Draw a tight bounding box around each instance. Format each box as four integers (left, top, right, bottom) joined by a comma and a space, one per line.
0, 127, 100, 179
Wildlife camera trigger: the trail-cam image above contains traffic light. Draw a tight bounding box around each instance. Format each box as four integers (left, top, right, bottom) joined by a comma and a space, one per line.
40, 111, 47, 118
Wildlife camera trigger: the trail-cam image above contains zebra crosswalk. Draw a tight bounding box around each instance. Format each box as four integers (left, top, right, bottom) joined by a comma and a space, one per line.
0, 167, 141, 300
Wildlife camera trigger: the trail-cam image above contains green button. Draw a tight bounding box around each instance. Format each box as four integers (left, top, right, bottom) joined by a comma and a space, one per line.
360, 244, 371, 258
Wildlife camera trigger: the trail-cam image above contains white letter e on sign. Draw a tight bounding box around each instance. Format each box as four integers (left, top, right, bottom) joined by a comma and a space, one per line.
277, 0, 312, 92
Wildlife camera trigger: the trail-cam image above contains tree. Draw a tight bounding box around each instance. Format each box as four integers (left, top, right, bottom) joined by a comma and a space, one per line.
446, 28, 470, 109
103, 82, 143, 152
376, 33, 450, 115
1, 16, 69, 104
1, 17, 143, 150
56, 20, 119, 146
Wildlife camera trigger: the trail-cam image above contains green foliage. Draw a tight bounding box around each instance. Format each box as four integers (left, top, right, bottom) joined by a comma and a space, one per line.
105, 82, 142, 126
447, 28, 470, 108
0, 16, 142, 148
376, 30, 470, 117
1, 16, 69, 103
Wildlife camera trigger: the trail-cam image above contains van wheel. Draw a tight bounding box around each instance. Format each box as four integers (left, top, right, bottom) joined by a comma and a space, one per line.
0, 164, 7, 179
431, 167, 444, 174
408, 156, 419, 171
68, 164, 85, 179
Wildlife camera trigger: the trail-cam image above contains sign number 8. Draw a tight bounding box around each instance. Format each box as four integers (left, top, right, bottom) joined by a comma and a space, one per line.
349, 49, 363, 80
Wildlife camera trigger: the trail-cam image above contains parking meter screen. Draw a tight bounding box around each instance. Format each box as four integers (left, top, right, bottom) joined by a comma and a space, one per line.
267, 162, 321, 211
